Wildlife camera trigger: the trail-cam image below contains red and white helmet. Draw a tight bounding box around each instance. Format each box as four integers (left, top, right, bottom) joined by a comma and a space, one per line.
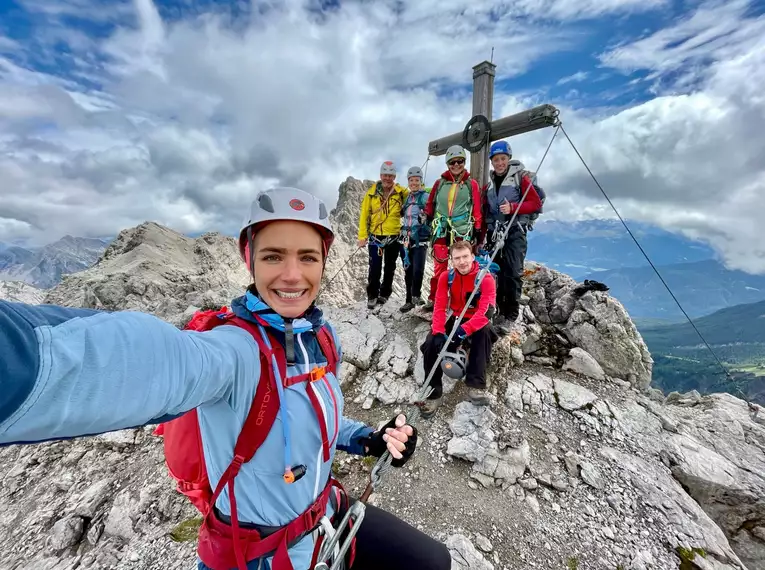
239, 187, 335, 269
380, 161, 396, 176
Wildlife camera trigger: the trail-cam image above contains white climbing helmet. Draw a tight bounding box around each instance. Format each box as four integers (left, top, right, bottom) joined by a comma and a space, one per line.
407, 166, 423, 180
239, 187, 335, 265
441, 346, 468, 379
445, 145, 466, 164
380, 161, 396, 176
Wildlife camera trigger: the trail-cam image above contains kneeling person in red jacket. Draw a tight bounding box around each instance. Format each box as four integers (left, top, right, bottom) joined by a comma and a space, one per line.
419, 240, 498, 418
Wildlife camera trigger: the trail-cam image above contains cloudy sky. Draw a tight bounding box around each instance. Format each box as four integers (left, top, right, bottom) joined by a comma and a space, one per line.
1, 0, 764, 272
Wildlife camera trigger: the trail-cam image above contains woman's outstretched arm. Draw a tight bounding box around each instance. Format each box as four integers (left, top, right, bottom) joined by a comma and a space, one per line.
0, 301, 260, 445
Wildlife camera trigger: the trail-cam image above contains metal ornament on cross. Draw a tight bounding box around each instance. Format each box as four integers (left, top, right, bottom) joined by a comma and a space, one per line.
462, 114, 491, 153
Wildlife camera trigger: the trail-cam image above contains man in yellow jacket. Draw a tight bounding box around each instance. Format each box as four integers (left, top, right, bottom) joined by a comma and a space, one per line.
357, 160, 408, 309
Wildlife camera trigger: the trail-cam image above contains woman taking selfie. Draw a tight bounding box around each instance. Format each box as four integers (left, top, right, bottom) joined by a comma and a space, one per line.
0, 188, 452, 570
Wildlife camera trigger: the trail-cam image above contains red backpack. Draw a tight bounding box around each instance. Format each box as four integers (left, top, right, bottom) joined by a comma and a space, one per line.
153, 307, 347, 570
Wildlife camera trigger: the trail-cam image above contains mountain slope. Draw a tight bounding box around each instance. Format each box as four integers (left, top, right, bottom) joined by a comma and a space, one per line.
44, 222, 251, 327
0, 280, 45, 304
642, 300, 765, 346
641, 299, 765, 404
0, 236, 110, 288
579, 259, 765, 319
529, 219, 715, 278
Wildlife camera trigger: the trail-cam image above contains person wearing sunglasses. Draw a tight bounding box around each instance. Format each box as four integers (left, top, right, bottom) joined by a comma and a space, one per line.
421, 146, 483, 311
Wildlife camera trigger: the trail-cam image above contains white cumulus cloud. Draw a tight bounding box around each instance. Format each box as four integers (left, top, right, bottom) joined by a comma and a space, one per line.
0, 0, 763, 273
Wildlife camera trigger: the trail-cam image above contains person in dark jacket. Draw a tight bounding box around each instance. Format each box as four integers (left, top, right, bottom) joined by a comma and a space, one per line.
482, 140, 542, 334
419, 240, 497, 419
399, 166, 431, 312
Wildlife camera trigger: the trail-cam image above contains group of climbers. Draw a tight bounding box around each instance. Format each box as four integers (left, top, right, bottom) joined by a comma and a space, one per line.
356, 140, 545, 417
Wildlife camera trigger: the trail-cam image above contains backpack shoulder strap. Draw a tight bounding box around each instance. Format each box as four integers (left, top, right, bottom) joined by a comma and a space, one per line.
316, 325, 339, 374
448, 268, 455, 287
226, 317, 281, 463
469, 178, 479, 208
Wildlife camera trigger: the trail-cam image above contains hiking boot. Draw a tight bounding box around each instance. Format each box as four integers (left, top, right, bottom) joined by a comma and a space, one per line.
420, 397, 442, 419
377, 296, 388, 306
400, 301, 414, 313
413, 296, 424, 306
467, 388, 491, 406
367, 298, 377, 309
422, 300, 434, 312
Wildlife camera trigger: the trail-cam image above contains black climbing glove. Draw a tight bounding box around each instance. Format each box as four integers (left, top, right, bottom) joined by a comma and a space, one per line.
430, 332, 447, 351
359, 416, 418, 467
446, 325, 467, 353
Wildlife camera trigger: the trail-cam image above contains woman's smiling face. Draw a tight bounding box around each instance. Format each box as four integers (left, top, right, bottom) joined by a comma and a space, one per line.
251, 220, 324, 318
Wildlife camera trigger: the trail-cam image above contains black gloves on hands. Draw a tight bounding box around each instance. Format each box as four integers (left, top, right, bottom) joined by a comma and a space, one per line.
446, 325, 467, 353
359, 415, 418, 467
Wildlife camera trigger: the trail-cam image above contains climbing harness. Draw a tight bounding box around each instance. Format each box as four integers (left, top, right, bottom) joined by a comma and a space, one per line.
361, 122, 561, 502
369, 235, 398, 256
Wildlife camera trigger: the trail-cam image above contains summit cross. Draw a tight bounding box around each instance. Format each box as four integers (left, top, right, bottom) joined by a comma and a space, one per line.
427, 60, 559, 189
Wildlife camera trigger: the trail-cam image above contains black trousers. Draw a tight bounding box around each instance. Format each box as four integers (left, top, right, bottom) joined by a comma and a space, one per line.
345, 499, 451, 570
366, 236, 400, 300
490, 223, 527, 317
419, 316, 495, 399
402, 244, 427, 302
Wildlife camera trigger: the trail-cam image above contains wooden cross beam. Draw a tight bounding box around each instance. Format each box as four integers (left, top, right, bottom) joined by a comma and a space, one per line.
427, 60, 559, 189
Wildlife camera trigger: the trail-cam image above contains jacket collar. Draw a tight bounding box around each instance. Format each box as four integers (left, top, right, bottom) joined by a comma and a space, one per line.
369, 181, 406, 197
230, 285, 325, 334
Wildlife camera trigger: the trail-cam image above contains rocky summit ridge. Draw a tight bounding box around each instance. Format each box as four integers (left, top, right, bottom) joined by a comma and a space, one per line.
1, 177, 764, 570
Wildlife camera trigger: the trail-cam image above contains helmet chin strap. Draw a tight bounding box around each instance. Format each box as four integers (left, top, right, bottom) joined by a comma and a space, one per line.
247, 227, 256, 278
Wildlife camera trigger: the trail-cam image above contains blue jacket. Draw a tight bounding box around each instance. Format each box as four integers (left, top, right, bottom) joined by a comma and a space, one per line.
484, 160, 542, 230
400, 188, 431, 246
0, 295, 374, 570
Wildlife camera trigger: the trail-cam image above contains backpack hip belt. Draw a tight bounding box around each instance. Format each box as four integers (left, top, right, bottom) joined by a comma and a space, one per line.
197, 475, 345, 570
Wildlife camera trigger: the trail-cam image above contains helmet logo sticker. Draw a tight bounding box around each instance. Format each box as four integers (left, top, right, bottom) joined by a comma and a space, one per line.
289, 198, 305, 211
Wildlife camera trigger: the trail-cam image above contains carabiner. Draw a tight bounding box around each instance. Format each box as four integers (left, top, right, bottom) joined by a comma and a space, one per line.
313, 501, 366, 570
